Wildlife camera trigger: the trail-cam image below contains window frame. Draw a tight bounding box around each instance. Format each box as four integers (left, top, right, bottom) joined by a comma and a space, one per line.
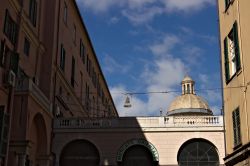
24, 37, 30, 56
60, 44, 65, 71
224, 21, 241, 84
71, 56, 75, 87
29, 0, 37, 27
3, 9, 18, 45
232, 107, 242, 148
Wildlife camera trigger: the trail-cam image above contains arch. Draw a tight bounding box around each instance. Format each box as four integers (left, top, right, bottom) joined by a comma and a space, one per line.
117, 139, 159, 162
29, 113, 48, 164
60, 139, 100, 166
177, 138, 219, 166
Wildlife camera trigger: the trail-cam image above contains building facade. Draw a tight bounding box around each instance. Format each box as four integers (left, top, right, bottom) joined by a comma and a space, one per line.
52, 76, 225, 166
0, 0, 117, 166
217, 0, 250, 165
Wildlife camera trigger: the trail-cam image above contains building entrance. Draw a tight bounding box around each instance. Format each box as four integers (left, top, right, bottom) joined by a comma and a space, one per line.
60, 140, 100, 166
120, 145, 158, 166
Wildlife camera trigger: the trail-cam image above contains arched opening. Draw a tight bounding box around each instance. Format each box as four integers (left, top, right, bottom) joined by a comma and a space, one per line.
29, 113, 48, 165
177, 139, 219, 166
120, 145, 158, 166
60, 140, 100, 166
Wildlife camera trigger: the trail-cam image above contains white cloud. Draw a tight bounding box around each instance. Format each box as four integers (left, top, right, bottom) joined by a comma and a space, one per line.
109, 17, 120, 24
103, 54, 131, 74
162, 0, 215, 12
122, 6, 163, 25
198, 74, 222, 115
76, 0, 123, 13
77, 0, 215, 25
149, 35, 180, 56
111, 34, 186, 116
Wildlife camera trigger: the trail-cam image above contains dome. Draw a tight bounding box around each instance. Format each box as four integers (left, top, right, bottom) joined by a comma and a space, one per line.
182, 75, 193, 82
167, 94, 212, 116
167, 76, 213, 116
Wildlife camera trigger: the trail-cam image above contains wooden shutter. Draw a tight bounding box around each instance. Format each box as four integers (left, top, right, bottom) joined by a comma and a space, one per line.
233, 22, 241, 71
232, 108, 241, 147
224, 38, 230, 82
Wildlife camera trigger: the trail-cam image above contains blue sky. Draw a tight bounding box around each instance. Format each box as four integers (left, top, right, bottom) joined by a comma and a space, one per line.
76, 0, 222, 116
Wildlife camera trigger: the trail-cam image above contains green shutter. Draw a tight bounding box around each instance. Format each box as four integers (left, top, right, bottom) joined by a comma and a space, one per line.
233, 22, 241, 71
224, 38, 230, 82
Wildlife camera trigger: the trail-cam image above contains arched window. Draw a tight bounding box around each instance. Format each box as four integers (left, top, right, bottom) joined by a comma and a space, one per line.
60, 140, 100, 166
178, 139, 219, 166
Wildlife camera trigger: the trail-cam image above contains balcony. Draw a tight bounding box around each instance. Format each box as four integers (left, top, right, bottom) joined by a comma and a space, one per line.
53, 116, 224, 130
15, 78, 50, 112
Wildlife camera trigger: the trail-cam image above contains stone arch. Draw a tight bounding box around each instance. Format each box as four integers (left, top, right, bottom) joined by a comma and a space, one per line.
60, 139, 100, 166
29, 113, 48, 165
177, 138, 220, 166
117, 139, 159, 162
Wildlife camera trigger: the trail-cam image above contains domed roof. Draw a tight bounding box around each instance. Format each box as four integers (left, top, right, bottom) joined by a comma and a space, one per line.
167, 76, 213, 116
167, 94, 212, 116
182, 75, 193, 82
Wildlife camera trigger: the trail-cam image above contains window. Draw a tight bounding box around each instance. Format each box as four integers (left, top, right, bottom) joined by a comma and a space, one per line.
224, 22, 241, 83
0, 40, 7, 67
73, 25, 76, 43
80, 39, 85, 63
63, 2, 67, 24
24, 38, 30, 56
232, 108, 241, 147
29, 0, 37, 26
71, 56, 75, 87
60, 44, 65, 71
178, 139, 219, 166
3, 10, 18, 45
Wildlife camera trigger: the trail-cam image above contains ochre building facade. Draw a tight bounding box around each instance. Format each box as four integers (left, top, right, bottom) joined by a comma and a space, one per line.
218, 0, 250, 165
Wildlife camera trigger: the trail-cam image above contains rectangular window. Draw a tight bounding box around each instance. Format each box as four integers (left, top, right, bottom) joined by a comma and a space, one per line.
232, 108, 241, 147
29, 0, 37, 26
80, 39, 85, 63
0, 40, 7, 67
224, 21, 241, 83
60, 44, 65, 71
73, 24, 76, 43
71, 56, 75, 87
3, 10, 18, 45
24, 38, 30, 56
63, 2, 67, 24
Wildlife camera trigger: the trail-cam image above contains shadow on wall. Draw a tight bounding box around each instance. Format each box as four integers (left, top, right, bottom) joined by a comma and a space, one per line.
54, 117, 159, 166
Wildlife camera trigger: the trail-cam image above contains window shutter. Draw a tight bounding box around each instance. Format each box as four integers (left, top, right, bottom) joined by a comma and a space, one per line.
224, 38, 230, 82
232, 108, 241, 147
233, 22, 241, 71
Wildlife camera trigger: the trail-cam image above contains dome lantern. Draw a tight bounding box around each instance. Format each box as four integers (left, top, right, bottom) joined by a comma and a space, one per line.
181, 76, 195, 95
167, 76, 213, 116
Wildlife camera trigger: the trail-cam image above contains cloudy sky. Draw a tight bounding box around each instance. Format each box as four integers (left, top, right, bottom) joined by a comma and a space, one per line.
76, 0, 222, 116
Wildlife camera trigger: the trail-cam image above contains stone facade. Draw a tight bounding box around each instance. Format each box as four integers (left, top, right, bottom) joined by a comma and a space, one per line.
53, 116, 225, 165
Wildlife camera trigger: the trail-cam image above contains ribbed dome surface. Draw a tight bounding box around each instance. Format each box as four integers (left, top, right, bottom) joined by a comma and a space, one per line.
168, 94, 210, 112
167, 94, 212, 116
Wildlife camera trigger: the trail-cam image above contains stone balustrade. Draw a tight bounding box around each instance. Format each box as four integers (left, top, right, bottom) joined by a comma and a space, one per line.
54, 116, 223, 129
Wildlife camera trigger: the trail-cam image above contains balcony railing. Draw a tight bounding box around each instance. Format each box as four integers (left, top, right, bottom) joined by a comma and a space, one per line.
53, 116, 224, 129
15, 78, 50, 112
